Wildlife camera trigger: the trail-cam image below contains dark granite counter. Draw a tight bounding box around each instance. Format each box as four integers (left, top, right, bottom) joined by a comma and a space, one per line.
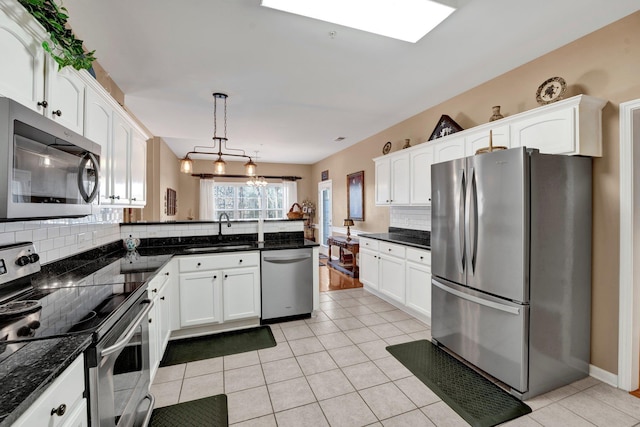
359, 228, 430, 250
0, 334, 92, 426
0, 231, 318, 424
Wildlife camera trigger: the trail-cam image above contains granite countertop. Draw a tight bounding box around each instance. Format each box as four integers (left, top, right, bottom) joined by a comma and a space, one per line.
0, 232, 317, 424
359, 228, 430, 250
0, 335, 92, 426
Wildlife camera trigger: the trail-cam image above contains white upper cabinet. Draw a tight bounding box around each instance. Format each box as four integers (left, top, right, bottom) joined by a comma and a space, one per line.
129, 129, 147, 206
374, 95, 606, 207
410, 145, 434, 205
0, 4, 45, 112
44, 56, 86, 134
0, 3, 86, 133
375, 152, 410, 205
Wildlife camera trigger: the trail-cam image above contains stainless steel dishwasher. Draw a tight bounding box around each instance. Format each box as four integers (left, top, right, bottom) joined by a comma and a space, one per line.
261, 248, 313, 322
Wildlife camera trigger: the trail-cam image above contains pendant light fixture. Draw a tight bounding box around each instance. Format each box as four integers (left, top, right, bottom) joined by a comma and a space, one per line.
180, 92, 257, 176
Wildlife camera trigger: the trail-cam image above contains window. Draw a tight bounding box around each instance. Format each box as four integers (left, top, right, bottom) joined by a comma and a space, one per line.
208, 182, 286, 220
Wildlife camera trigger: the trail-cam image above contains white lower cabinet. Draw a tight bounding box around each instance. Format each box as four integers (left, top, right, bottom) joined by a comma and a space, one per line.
405, 248, 432, 319
148, 261, 175, 381
178, 252, 260, 330
360, 238, 431, 324
378, 242, 406, 304
13, 355, 87, 427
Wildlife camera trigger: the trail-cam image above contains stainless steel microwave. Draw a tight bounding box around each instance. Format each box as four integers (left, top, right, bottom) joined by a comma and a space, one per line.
0, 97, 101, 220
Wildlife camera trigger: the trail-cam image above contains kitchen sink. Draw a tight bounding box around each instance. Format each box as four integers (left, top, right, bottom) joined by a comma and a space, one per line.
183, 244, 255, 253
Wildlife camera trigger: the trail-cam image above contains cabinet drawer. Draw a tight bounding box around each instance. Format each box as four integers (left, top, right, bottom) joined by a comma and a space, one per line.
13, 355, 85, 427
179, 252, 259, 272
379, 241, 406, 258
406, 248, 431, 266
359, 238, 379, 251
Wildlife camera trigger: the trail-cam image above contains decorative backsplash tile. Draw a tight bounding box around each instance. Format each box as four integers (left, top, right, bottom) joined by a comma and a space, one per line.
390, 206, 431, 231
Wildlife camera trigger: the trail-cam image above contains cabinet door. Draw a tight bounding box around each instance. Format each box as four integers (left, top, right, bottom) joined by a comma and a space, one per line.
44, 57, 85, 134
379, 254, 406, 303
374, 158, 391, 205
0, 9, 45, 112
434, 136, 466, 163
109, 113, 131, 204
359, 249, 379, 290
465, 125, 510, 155
390, 153, 410, 204
406, 261, 431, 320
84, 87, 113, 204
129, 129, 147, 206
179, 271, 222, 327
510, 108, 574, 154
60, 398, 88, 427
148, 299, 160, 380
222, 267, 260, 321
410, 147, 434, 205
158, 282, 172, 354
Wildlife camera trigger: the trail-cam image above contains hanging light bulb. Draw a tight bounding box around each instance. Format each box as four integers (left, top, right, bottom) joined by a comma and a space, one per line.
244, 158, 257, 176
180, 155, 193, 174
213, 155, 226, 174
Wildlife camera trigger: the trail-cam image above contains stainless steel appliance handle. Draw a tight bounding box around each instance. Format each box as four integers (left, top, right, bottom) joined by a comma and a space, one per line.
466, 167, 478, 274
141, 393, 156, 427
263, 254, 311, 264
455, 168, 466, 274
432, 279, 521, 315
101, 299, 154, 357
77, 152, 100, 203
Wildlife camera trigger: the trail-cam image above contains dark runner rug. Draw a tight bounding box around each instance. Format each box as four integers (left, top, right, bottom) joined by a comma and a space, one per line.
386, 340, 532, 427
150, 395, 228, 427
160, 326, 276, 366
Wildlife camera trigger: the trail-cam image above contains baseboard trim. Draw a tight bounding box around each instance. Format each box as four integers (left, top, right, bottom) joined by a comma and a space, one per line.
589, 364, 618, 387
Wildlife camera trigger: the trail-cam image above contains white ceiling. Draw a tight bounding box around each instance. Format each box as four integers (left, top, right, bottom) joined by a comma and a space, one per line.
63, 0, 639, 165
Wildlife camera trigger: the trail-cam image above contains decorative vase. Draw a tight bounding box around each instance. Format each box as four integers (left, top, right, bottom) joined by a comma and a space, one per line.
402, 138, 411, 149
490, 106, 504, 122
123, 235, 140, 251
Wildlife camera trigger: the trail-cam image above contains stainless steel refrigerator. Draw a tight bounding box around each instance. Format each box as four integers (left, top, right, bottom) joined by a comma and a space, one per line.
431, 147, 592, 400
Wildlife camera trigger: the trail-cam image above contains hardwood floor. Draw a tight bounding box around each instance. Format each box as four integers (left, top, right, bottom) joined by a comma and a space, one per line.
319, 264, 362, 292
631, 389, 640, 399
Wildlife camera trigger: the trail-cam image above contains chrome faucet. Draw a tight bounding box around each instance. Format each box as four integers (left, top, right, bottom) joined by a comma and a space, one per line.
218, 212, 231, 238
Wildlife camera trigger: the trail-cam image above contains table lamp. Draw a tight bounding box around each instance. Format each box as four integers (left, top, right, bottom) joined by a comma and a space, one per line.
344, 218, 354, 241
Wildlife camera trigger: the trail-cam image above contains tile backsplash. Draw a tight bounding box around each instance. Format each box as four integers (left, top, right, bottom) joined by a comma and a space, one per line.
389, 206, 431, 231
120, 220, 304, 240
0, 209, 123, 265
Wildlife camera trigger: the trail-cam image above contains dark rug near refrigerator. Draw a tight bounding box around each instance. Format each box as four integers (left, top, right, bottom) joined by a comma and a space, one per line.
160, 326, 276, 366
150, 395, 228, 427
386, 340, 532, 427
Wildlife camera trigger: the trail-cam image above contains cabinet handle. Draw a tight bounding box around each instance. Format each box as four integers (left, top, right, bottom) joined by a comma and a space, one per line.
51, 404, 66, 417
239, 259, 243, 263
224, 274, 228, 279
213, 275, 217, 279
160, 296, 165, 300
38, 100, 48, 108
388, 248, 392, 252
109, 195, 120, 200
165, 272, 170, 276
152, 288, 157, 293
132, 197, 137, 201
52, 109, 62, 117
420, 256, 424, 260
149, 318, 152, 323
197, 262, 201, 267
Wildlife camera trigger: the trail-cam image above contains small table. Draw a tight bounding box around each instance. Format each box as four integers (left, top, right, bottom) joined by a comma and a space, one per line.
327, 235, 359, 278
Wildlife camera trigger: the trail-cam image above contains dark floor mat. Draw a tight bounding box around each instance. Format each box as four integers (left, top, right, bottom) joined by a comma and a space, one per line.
386, 340, 532, 427
160, 326, 276, 366
150, 395, 228, 427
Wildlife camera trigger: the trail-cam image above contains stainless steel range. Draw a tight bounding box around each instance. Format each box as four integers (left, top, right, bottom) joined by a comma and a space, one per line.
0, 242, 163, 426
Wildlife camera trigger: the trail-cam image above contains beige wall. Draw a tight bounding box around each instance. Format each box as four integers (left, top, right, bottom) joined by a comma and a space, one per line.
311, 11, 640, 374
142, 137, 182, 222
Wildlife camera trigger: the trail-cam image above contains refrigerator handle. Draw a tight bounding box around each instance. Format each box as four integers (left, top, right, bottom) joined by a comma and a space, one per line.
432, 279, 521, 315
466, 167, 478, 274
455, 168, 466, 274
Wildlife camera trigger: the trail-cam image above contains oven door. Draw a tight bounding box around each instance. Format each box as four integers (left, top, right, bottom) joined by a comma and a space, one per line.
87, 297, 154, 427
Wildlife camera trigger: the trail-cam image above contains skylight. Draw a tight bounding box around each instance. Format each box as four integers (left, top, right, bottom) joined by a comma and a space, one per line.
261, 0, 456, 43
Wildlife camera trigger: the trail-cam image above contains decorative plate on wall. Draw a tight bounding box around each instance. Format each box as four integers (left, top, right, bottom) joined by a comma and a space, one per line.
382, 141, 392, 154
536, 77, 566, 105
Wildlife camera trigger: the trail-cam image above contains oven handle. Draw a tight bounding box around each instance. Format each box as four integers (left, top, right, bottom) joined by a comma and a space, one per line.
101, 299, 154, 357
141, 393, 156, 427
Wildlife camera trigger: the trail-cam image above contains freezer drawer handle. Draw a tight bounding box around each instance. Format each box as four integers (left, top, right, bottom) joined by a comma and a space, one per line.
432, 280, 521, 315
263, 254, 311, 264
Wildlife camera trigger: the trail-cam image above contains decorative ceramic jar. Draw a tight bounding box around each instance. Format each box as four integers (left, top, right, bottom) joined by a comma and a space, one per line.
490, 106, 504, 121
123, 235, 140, 251
402, 138, 411, 149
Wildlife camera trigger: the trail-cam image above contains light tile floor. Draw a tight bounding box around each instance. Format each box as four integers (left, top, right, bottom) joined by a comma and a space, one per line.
151, 288, 640, 426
